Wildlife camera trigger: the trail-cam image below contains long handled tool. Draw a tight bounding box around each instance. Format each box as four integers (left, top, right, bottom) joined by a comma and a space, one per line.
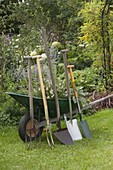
68, 65, 92, 138
24, 56, 36, 149
41, 27, 73, 145
61, 49, 82, 141
32, 55, 54, 147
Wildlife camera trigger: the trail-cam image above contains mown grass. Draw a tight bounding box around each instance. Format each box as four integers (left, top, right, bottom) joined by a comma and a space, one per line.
0, 109, 113, 170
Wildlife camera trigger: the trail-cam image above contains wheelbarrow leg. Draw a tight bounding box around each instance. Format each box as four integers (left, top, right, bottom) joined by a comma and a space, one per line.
25, 131, 28, 149
38, 129, 42, 148
33, 125, 37, 148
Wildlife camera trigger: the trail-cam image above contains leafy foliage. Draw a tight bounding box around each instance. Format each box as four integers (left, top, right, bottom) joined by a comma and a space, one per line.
0, 91, 26, 126
1, 0, 113, 126
78, 0, 113, 88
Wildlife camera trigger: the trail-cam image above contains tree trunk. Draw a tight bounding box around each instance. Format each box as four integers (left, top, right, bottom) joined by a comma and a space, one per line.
101, 0, 108, 88
101, 0, 112, 89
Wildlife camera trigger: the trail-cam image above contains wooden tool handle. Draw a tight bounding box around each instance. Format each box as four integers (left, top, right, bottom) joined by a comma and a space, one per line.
27, 57, 34, 126
42, 27, 61, 129
32, 55, 41, 59
61, 49, 69, 53
62, 49, 73, 121
36, 58, 50, 127
24, 56, 32, 59
68, 66, 78, 97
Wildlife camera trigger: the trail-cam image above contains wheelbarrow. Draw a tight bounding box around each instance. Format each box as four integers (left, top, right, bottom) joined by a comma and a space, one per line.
6, 92, 78, 142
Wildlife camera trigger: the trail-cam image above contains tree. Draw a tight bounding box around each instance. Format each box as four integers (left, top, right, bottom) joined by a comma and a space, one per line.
0, 0, 24, 34
78, 0, 113, 89
101, 0, 113, 88
0, 0, 84, 91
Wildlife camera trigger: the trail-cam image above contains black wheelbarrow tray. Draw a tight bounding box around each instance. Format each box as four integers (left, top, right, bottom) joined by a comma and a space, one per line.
6, 92, 78, 142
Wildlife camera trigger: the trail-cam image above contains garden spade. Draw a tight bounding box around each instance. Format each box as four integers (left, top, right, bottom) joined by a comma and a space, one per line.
61, 49, 82, 141
32, 55, 54, 147
68, 65, 92, 138
41, 27, 73, 145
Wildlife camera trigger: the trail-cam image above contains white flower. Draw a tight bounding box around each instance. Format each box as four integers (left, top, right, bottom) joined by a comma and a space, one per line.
15, 39, 19, 42
41, 53, 47, 60
30, 49, 37, 56
14, 45, 19, 48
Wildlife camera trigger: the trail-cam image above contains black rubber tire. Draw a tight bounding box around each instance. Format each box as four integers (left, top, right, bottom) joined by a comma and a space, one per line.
18, 114, 43, 142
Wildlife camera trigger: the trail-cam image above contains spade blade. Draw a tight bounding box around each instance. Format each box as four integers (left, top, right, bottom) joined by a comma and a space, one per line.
80, 120, 92, 138
54, 128, 73, 145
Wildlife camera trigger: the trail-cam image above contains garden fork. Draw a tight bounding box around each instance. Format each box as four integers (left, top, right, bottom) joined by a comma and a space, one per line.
32, 55, 54, 147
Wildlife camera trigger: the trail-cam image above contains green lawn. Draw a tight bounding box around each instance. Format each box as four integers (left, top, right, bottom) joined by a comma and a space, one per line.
0, 109, 113, 170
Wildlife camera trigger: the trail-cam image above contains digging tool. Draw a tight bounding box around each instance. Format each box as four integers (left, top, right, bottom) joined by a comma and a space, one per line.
41, 27, 73, 145
32, 55, 54, 147
24, 56, 36, 149
68, 65, 92, 138
61, 49, 82, 141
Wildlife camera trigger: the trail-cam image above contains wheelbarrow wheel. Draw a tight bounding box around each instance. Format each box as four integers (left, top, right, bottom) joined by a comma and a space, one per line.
18, 114, 43, 142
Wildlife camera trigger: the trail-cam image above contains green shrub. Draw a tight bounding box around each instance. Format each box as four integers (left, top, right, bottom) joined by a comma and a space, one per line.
73, 67, 106, 93
0, 91, 26, 126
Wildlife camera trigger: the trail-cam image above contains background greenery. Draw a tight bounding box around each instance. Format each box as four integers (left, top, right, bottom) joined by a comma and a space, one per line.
0, 0, 113, 125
